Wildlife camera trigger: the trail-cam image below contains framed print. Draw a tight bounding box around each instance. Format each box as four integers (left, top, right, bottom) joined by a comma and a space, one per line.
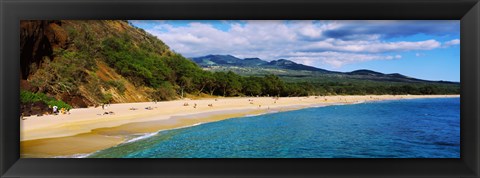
1, 0, 479, 177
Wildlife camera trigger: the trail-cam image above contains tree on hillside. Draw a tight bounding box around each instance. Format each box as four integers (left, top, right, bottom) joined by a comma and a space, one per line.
263, 74, 285, 97
242, 76, 263, 96
225, 71, 242, 96
178, 76, 192, 98
195, 71, 215, 95
214, 72, 229, 96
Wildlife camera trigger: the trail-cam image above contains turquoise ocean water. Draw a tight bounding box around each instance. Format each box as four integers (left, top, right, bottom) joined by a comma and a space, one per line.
88, 97, 460, 158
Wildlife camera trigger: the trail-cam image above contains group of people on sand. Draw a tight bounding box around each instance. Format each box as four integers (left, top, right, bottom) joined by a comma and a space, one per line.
106, 103, 154, 115
20, 104, 72, 120
101, 111, 115, 115
128, 106, 156, 111
52, 105, 70, 115
183, 102, 214, 109
145, 106, 154, 110
99, 103, 116, 115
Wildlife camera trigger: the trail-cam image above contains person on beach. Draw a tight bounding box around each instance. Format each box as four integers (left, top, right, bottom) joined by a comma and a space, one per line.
102, 104, 105, 110
52, 106, 58, 115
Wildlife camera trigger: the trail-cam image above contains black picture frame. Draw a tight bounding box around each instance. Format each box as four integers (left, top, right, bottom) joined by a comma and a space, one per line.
1, 0, 479, 177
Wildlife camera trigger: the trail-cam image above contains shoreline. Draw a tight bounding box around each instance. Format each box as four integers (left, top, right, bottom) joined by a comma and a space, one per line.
20, 95, 459, 158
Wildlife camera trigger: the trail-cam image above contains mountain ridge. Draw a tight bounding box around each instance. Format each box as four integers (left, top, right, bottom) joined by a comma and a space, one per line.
190, 54, 458, 84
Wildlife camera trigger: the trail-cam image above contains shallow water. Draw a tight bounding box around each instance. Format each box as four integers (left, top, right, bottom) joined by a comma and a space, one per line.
89, 97, 460, 158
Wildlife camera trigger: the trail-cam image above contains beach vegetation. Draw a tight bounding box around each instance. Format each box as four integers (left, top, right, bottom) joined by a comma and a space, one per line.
101, 93, 113, 104
150, 82, 177, 101
20, 90, 72, 110
105, 80, 126, 94
29, 49, 92, 95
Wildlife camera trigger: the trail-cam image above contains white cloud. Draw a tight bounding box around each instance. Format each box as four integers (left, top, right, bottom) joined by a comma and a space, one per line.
302, 39, 441, 53
138, 20, 458, 68
415, 53, 426, 57
280, 52, 402, 68
442, 39, 460, 47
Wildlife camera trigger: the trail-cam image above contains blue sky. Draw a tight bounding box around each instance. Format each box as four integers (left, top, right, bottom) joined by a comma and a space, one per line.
130, 20, 460, 82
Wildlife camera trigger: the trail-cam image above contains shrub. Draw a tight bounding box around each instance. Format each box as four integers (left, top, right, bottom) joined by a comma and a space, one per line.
20, 90, 72, 110
106, 80, 126, 94
151, 82, 177, 101
101, 93, 113, 104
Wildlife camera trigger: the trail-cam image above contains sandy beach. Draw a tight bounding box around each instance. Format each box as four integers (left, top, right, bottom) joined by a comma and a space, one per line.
20, 95, 459, 158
